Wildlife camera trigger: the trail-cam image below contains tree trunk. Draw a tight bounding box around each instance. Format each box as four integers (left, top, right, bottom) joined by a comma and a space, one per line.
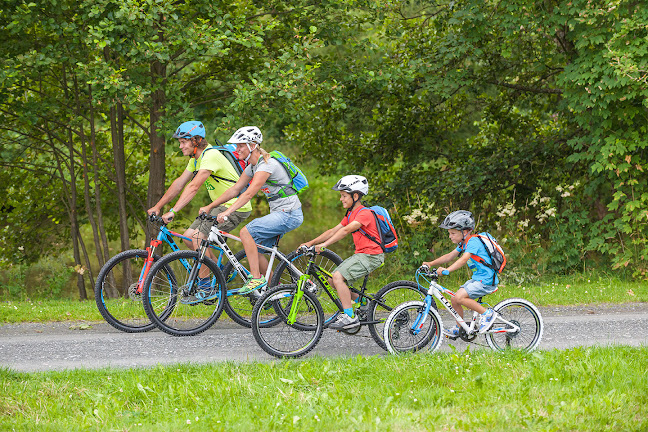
147, 60, 167, 210
84, 82, 111, 269
111, 102, 131, 253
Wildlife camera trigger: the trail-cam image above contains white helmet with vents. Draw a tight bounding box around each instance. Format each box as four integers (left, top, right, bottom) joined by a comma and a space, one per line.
228, 126, 263, 145
332, 175, 369, 196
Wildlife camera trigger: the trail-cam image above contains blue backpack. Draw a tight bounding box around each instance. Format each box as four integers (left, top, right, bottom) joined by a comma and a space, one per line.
266, 150, 309, 201
352, 206, 399, 253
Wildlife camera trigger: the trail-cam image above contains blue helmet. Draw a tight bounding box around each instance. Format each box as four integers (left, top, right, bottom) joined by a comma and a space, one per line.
172, 121, 205, 139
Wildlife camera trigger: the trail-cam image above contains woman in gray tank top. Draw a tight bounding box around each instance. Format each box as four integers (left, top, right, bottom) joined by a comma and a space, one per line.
198, 126, 303, 294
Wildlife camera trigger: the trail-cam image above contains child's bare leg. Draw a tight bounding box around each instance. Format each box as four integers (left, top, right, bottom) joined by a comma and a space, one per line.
455, 288, 487, 316
328, 277, 358, 303
331, 271, 352, 309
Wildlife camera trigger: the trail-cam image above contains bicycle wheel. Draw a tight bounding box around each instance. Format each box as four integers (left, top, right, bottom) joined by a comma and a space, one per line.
251, 284, 324, 358
142, 250, 227, 336
270, 249, 343, 324
94, 249, 157, 333
485, 298, 544, 352
220, 249, 280, 328
366, 280, 431, 350
383, 301, 443, 354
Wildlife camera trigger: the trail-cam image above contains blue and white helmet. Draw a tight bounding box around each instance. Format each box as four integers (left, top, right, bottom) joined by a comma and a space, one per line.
228, 126, 263, 145
172, 121, 205, 139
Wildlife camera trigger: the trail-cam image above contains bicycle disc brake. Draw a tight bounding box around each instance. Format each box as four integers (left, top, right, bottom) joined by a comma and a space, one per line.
128, 283, 142, 301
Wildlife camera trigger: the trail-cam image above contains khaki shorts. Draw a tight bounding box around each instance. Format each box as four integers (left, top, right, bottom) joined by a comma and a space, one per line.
335, 253, 385, 285
188, 205, 251, 236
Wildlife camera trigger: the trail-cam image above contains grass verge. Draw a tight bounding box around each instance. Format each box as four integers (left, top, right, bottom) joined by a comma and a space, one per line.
1, 271, 646, 323
1, 346, 646, 431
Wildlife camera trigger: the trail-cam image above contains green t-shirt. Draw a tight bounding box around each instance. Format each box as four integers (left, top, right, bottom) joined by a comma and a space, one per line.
186, 146, 252, 213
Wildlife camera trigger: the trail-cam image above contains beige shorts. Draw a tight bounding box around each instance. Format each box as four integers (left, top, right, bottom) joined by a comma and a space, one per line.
335, 253, 385, 285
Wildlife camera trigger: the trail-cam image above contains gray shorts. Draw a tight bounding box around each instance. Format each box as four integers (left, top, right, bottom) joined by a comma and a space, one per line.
335, 253, 385, 286
188, 205, 251, 236
461, 279, 498, 299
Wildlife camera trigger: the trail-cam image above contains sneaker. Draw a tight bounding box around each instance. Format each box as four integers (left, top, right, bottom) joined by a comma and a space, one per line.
328, 313, 360, 330
443, 325, 460, 338
239, 276, 267, 295
479, 309, 498, 333
181, 278, 218, 305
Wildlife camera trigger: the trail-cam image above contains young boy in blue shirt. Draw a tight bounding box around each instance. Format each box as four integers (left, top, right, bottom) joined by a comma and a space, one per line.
422, 210, 498, 335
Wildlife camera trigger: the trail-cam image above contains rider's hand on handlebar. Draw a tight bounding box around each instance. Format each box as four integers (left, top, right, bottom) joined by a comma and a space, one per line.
161, 212, 174, 224
313, 243, 327, 254
198, 206, 211, 218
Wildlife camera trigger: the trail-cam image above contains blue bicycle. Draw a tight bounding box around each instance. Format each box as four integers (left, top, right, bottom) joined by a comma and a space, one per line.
94, 214, 232, 333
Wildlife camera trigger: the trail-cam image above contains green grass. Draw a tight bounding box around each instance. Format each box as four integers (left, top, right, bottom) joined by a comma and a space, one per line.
1, 347, 646, 431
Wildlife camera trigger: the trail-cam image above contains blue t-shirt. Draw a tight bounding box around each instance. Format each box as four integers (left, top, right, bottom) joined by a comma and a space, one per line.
457, 234, 499, 285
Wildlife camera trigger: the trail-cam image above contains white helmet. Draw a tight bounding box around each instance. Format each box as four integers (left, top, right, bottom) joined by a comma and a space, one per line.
332, 175, 369, 196
228, 126, 263, 145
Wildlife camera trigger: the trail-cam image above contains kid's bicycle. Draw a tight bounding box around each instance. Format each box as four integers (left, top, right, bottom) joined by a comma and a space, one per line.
140, 216, 343, 337
94, 214, 228, 333
382, 265, 544, 354
250, 246, 431, 358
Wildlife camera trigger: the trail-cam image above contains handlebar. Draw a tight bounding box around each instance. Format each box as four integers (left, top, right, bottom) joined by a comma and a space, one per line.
197, 213, 228, 222
148, 214, 167, 225
417, 265, 449, 277
298, 245, 321, 256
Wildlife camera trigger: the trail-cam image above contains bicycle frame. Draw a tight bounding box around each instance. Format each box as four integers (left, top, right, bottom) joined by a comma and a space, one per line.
411, 270, 521, 337
182, 219, 303, 297
285, 251, 386, 327
135, 216, 226, 295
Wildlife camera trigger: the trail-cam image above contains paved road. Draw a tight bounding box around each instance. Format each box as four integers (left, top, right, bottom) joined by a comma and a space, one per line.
1, 303, 647, 372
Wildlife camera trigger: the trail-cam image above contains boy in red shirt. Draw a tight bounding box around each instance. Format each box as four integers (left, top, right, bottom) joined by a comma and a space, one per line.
301, 175, 384, 329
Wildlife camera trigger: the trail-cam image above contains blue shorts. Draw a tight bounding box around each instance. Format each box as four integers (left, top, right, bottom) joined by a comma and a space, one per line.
245, 207, 303, 250
461, 279, 497, 299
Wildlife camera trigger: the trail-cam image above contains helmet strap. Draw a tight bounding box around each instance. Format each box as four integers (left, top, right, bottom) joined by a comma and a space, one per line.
244, 143, 258, 164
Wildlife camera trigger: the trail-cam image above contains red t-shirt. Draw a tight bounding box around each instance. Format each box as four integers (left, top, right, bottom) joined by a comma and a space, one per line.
341, 206, 384, 255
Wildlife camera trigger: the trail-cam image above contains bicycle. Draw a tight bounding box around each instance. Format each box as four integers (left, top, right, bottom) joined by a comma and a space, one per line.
141, 216, 343, 336
94, 214, 229, 333
382, 265, 544, 354
250, 246, 432, 358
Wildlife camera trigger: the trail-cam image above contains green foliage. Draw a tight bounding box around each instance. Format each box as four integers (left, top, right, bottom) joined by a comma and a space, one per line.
1, 347, 647, 430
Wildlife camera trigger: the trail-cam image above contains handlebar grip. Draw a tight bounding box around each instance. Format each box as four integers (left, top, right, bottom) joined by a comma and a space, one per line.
441, 270, 450, 276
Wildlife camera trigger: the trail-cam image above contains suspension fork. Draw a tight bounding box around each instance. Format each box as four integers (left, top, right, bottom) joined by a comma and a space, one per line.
185, 240, 210, 292
136, 239, 163, 294
286, 274, 310, 325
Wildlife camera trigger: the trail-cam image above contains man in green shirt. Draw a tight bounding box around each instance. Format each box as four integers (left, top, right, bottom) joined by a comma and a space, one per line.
147, 121, 252, 253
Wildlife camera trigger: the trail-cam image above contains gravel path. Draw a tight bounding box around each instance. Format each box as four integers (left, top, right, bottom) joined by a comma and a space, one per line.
1, 303, 646, 372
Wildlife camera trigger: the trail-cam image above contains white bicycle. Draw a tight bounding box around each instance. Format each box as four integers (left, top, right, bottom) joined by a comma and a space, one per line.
383, 265, 544, 353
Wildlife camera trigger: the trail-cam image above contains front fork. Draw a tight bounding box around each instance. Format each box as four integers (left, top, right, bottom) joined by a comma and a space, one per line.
410, 296, 435, 335
286, 274, 310, 325
136, 240, 162, 294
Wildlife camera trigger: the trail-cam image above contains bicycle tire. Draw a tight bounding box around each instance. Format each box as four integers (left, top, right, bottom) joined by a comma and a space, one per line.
221, 249, 281, 328
485, 298, 544, 352
94, 249, 157, 333
270, 249, 343, 324
251, 284, 324, 358
366, 280, 431, 350
142, 250, 227, 336
383, 300, 444, 354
